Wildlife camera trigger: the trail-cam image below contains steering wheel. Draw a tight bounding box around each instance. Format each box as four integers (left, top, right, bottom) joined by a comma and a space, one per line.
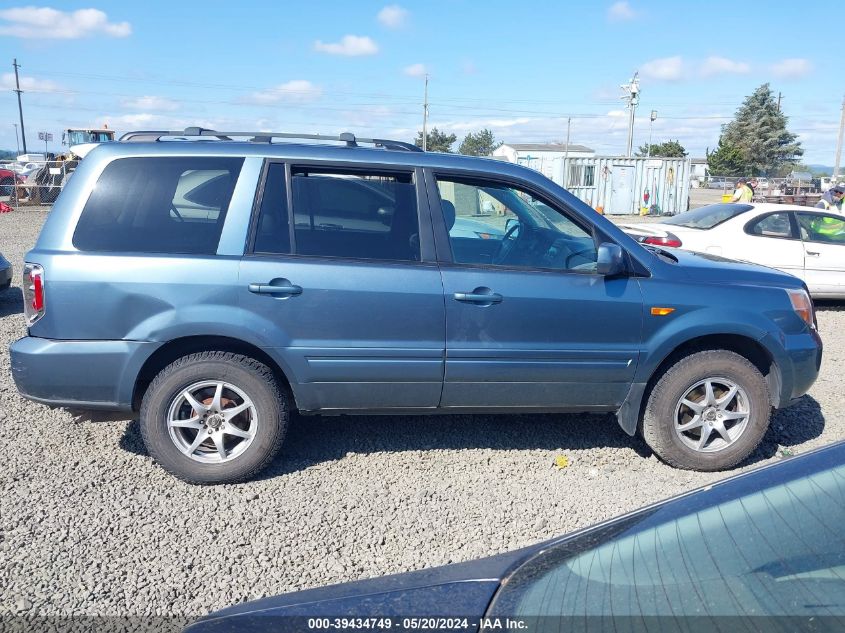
494, 221, 521, 264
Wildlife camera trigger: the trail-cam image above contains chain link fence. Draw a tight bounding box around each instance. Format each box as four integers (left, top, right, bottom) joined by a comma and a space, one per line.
0, 159, 79, 211
704, 175, 824, 206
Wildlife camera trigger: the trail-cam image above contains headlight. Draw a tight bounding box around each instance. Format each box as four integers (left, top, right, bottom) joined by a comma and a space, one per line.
786, 288, 815, 329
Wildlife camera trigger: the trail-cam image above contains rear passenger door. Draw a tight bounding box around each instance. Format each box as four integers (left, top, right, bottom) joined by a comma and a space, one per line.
737, 211, 805, 280
796, 211, 845, 296
239, 162, 445, 411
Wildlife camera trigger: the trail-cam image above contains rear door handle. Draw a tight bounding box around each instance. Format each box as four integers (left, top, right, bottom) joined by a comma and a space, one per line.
453, 291, 503, 304
248, 281, 303, 296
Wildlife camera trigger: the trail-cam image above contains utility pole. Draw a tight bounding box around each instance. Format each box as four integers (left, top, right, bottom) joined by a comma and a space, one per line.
621, 72, 639, 157
647, 110, 657, 158
777, 92, 782, 112
834, 95, 845, 182
13, 58, 27, 154
562, 117, 571, 188
421, 74, 429, 151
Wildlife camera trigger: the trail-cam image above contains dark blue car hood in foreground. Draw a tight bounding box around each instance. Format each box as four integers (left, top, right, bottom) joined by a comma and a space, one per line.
184, 547, 531, 632
185, 443, 845, 633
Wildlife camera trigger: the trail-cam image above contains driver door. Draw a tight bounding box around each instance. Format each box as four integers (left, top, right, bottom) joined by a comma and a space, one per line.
429, 173, 644, 410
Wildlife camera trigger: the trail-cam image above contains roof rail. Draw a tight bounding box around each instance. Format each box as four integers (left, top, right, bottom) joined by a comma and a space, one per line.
118, 127, 423, 152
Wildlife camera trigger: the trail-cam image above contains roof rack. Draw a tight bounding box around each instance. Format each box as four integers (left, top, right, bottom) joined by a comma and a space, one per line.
118, 127, 423, 152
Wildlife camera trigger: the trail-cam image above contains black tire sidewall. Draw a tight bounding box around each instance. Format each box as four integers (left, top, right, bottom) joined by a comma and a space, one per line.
643, 351, 770, 471
140, 354, 285, 484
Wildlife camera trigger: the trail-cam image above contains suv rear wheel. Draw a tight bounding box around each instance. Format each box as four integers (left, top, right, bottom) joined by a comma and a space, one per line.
641, 350, 771, 471
140, 352, 288, 484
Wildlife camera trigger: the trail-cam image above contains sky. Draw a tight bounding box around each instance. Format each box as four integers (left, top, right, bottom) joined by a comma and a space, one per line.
0, 0, 842, 164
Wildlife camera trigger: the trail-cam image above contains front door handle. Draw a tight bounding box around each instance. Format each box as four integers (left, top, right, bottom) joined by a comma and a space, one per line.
248, 280, 303, 296
806, 251, 820, 257
453, 289, 503, 304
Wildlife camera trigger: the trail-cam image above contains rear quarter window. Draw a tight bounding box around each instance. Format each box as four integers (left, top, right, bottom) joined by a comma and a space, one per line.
73, 157, 244, 254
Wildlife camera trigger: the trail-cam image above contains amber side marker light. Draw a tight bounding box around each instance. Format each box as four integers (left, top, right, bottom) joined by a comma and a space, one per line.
651, 307, 675, 316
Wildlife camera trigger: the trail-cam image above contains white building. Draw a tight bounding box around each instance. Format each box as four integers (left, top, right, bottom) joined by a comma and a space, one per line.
493, 143, 595, 181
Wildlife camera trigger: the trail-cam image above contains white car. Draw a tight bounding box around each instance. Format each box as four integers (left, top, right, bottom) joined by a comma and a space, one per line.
620, 203, 845, 299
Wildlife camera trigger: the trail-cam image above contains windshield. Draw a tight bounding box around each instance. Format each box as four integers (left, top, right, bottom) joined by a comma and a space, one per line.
487, 455, 845, 619
661, 203, 752, 229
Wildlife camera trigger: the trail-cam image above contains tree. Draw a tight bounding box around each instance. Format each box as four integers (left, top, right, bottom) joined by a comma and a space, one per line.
706, 137, 745, 176
635, 139, 687, 157
458, 129, 503, 156
720, 83, 802, 176
414, 128, 457, 153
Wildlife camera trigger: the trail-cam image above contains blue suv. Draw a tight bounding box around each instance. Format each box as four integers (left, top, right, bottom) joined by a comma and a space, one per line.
10, 129, 822, 484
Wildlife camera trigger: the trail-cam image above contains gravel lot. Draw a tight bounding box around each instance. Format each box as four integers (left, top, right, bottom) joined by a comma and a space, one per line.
1, 206, 843, 620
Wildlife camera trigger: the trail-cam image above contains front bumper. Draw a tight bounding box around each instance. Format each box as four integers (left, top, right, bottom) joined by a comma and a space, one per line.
762, 327, 823, 408
10, 336, 159, 410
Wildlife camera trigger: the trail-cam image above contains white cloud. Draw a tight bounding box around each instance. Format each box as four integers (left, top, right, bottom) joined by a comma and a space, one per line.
1, 72, 61, 92
0, 6, 130, 39
403, 63, 427, 77
700, 56, 750, 77
377, 5, 408, 28
245, 80, 322, 105
607, 1, 636, 21
121, 96, 179, 112
640, 56, 684, 81
314, 35, 378, 56
771, 58, 813, 79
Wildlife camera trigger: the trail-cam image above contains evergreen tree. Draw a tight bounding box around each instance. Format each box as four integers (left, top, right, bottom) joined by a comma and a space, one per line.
720, 83, 802, 175
458, 129, 503, 156
635, 140, 687, 158
414, 128, 457, 153
706, 137, 745, 176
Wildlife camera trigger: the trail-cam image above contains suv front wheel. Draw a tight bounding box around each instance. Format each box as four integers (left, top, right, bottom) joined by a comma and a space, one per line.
140, 352, 288, 484
641, 350, 771, 471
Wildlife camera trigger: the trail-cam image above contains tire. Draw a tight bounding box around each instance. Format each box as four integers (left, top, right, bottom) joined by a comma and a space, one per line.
641, 350, 770, 471
140, 352, 288, 484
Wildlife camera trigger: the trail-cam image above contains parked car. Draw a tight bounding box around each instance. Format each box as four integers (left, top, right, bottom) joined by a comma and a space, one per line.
619, 202, 845, 298
184, 441, 845, 631
0, 252, 11, 291
0, 167, 26, 197
10, 129, 821, 484
707, 178, 729, 189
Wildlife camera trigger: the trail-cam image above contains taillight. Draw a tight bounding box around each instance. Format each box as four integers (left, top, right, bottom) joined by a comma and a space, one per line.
23, 263, 45, 326
644, 235, 683, 248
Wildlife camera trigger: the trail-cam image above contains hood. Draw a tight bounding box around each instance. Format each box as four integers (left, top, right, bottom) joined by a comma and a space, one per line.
658, 247, 804, 289
184, 547, 533, 632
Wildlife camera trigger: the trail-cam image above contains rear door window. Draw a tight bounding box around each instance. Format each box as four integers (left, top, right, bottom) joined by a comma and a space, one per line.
73, 157, 243, 254
290, 168, 420, 262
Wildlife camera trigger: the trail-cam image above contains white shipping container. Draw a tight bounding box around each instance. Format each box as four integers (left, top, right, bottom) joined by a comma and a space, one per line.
510, 155, 691, 216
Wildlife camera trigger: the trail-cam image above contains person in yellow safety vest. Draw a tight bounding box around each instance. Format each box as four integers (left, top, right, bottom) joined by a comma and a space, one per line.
730, 178, 754, 203
815, 184, 845, 214
807, 213, 845, 240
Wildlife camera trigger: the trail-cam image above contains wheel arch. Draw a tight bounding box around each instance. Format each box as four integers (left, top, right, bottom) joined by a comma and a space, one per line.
617, 333, 780, 436
132, 336, 298, 412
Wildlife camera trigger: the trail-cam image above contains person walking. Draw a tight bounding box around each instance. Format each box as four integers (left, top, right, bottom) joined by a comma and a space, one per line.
730, 178, 753, 203
816, 184, 845, 214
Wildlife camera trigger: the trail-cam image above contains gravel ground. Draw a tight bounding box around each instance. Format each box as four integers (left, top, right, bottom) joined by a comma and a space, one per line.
1, 206, 843, 620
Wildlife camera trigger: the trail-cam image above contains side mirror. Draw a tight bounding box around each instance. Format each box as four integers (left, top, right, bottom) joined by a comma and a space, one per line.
596, 242, 626, 276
